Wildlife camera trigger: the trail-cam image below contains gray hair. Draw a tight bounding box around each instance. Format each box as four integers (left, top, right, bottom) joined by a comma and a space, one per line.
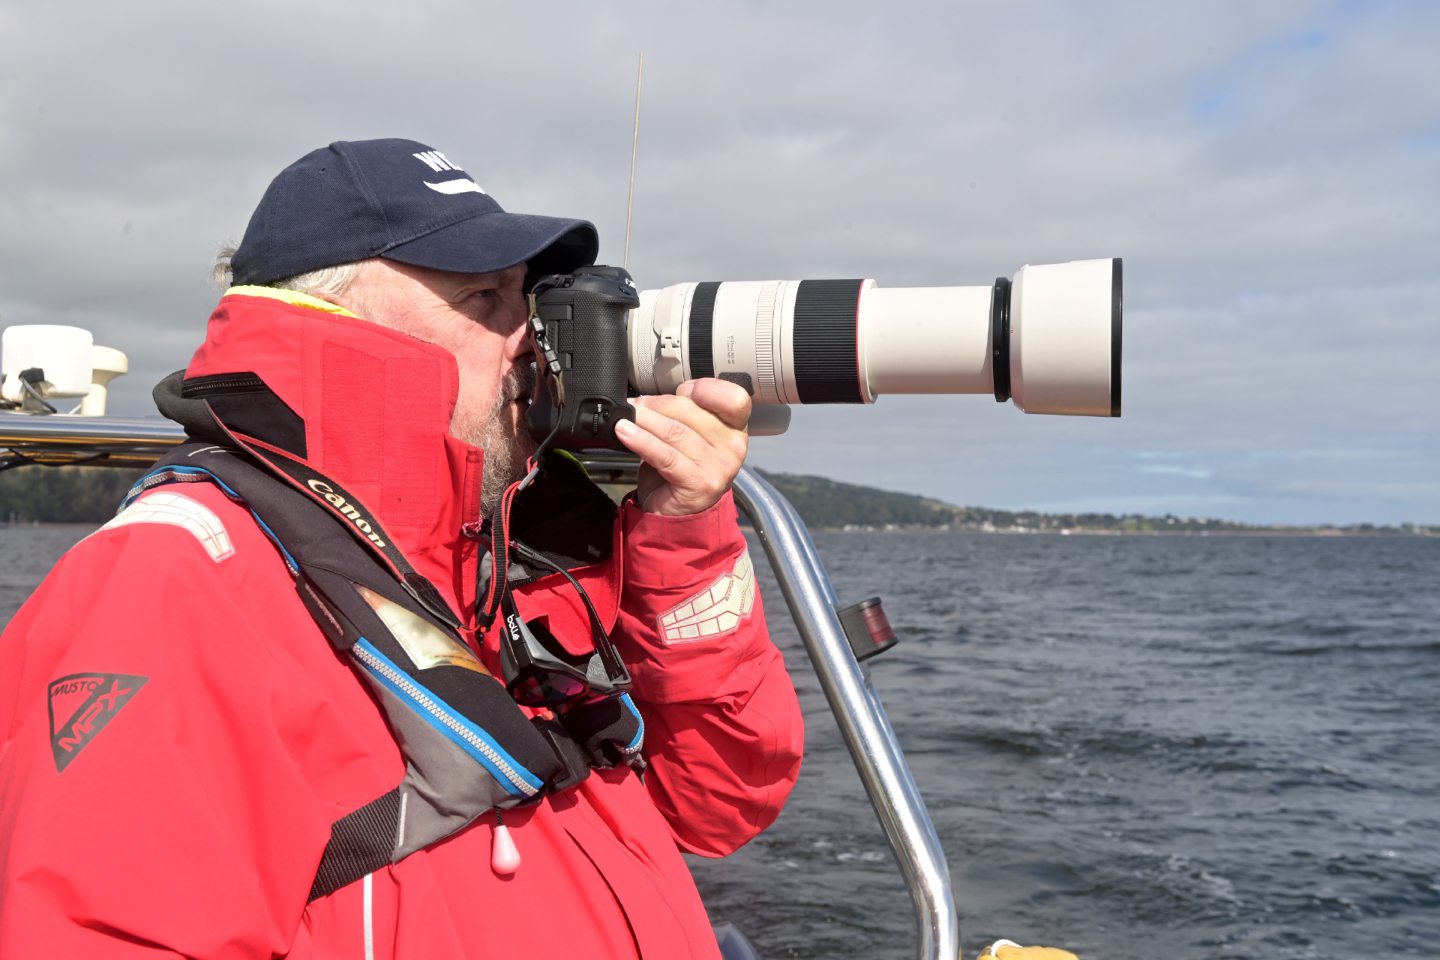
212, 245, 360, 300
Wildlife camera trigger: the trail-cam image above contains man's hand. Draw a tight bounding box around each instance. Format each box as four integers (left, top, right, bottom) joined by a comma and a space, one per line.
614, 378, 751, 516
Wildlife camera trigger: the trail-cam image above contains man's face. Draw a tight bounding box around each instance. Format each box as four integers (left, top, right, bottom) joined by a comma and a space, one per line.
332, 259, 536, 513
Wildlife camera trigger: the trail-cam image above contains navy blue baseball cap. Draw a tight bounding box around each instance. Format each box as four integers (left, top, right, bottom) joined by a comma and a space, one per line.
230, 138, 598, 286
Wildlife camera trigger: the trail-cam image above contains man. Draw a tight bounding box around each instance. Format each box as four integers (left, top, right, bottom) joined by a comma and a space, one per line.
0, 139, 804, 958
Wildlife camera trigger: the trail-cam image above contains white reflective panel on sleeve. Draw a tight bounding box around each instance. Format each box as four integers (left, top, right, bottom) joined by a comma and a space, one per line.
97, 491, 235, 562
657, 547, 756, 644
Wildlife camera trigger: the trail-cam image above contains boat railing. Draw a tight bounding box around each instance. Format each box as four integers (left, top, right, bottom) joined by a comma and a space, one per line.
585, 454, 961, 960
0, 414, 185, 469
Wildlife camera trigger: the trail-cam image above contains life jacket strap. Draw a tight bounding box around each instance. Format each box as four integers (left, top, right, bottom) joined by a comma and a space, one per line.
309, 788, 403, 902
561, 693, 647, 771
128, 443, 644, 902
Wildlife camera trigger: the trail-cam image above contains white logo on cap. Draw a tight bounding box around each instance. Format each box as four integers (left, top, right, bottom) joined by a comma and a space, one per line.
412, 150, 487, 196
424, 179, 486, 196
413, 150, 461, 172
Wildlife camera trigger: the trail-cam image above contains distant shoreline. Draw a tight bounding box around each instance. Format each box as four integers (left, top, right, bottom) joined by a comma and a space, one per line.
812, 524, 1437, 538
7, 515, 1435, 540
750, 471, 1438, 538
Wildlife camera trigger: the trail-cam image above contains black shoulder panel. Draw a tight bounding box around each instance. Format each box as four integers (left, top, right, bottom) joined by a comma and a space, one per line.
180, 373, 308, 458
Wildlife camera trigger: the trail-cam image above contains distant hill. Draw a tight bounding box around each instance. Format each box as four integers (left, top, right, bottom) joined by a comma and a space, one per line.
755, 470, 1437, 537
753, 469, 958, 529
0, 463, 1433, 536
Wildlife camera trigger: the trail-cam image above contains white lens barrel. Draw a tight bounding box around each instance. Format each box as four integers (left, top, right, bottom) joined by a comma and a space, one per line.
627, 257, 1121, 418
857, 283, 995, 401
1008, 258, 1121, 417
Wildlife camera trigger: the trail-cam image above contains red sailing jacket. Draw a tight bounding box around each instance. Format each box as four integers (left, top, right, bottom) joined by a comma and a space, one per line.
0, 288, 804, 959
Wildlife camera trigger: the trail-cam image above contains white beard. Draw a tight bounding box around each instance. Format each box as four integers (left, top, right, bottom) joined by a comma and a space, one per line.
476, 368, 536, 517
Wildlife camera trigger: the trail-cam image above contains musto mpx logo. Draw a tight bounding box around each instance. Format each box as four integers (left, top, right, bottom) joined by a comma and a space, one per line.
46, 673, 149, 773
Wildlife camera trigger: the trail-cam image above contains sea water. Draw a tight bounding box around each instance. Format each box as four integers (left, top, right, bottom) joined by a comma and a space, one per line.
4, 526, 1437, 959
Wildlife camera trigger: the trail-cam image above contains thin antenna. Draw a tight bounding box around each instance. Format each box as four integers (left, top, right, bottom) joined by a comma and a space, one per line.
623, 53, 644, 270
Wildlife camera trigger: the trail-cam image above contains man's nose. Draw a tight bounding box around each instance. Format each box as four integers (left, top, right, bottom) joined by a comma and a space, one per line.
506, 312, 536, 361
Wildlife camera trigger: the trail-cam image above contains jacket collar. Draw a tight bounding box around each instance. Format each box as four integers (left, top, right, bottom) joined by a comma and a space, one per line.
163, 287, 484, 617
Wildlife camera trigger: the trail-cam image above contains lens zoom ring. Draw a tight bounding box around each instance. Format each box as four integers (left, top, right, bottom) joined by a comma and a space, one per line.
688, 282, 719, 380
793, 280, 863, 403
755, 282, 777, 400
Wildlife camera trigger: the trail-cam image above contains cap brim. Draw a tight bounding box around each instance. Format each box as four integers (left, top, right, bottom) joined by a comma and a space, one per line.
381, 211, 599, 285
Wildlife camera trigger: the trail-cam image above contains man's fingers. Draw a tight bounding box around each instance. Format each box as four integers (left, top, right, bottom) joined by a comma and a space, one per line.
618, 381, 751, 517
674, 378, 752, 431
627, 399, 715, 466
615, 417, 686, 474
631, 389, 749, 460
615, 415, 728, 516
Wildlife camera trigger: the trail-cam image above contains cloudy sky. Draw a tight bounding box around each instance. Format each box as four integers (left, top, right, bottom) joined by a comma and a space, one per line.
2, 1, 1436, 525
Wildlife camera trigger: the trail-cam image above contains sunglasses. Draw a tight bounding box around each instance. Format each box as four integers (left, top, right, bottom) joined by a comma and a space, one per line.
496, 573, 631, 708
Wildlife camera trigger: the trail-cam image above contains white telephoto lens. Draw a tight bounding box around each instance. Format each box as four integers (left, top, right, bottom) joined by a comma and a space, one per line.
627, 258, 1121, 419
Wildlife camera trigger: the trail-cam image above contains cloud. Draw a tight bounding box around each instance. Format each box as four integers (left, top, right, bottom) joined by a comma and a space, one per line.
1139, 464, 1214, 480
2, 0, 1436, 525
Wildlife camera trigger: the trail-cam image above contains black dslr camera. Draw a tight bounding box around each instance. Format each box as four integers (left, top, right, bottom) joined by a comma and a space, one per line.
524, 257, 1125, 452
525, 266, 639, 452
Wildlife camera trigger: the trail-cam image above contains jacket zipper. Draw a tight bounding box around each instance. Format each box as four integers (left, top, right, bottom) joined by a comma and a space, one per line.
352, 641, 540, 798
179, 373, 268, 397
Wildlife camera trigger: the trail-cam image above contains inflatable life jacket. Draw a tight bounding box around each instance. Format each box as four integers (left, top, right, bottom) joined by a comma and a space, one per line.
127, 438, 644, 900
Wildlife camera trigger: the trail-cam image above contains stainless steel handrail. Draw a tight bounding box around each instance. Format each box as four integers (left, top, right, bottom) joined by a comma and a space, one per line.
730, 466, 960, 960
0, 414, 184, 467
583, 453, 960, 960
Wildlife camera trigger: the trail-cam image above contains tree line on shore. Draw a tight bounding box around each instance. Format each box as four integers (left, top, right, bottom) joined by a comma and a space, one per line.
1, 465, 144, 524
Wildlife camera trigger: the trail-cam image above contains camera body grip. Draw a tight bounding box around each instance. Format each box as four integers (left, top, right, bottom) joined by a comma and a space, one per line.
526, 266, 639, 451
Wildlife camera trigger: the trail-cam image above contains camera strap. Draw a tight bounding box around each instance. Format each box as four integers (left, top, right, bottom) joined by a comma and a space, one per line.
474, 406, 567, 632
